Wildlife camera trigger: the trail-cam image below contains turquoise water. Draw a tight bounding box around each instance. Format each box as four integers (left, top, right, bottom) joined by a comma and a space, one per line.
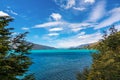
30, 49, 97, 53
29, 49, 95, 80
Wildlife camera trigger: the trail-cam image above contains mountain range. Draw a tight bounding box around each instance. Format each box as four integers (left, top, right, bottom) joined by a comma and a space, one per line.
31, 42, 56, 50
31, 42, 98, 50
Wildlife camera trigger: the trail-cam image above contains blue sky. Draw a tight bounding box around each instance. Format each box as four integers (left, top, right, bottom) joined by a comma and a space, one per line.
0, 0, 120, 48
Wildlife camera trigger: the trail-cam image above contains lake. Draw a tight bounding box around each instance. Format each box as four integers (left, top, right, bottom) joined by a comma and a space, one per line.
28, 49, 95, 80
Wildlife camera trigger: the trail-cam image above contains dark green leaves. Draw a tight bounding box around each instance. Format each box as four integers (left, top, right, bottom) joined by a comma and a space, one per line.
0, 16, 34, 80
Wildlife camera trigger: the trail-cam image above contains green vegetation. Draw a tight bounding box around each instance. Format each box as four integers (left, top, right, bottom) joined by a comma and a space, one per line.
77, 67, 90, 80
77, 26, 120, 80
0, 16, 33, 80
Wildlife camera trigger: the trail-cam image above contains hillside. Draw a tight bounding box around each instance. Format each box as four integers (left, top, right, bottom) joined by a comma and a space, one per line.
69, 43, 99, 49
31, 43, 56, 50
86, 42, 100, 49
69, 44, 89, 49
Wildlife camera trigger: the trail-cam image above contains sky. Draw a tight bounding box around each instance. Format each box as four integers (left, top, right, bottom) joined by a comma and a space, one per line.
0, 0, 120, 48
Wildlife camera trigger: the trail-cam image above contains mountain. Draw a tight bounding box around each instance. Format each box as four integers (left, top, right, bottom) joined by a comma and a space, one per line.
69, 44, 89, 49
30, 42, 56, 50
69, 42, 100, 49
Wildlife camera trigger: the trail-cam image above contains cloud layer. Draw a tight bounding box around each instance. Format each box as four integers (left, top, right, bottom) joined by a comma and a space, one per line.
88, 0, 106, 22
95, 7, 120, 29
32, 4, 120, 47
55, 32, 102, 48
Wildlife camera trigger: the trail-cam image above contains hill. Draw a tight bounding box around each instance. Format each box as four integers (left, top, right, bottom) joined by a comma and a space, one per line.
31, 42, 56, 50
69, 44, 89, 49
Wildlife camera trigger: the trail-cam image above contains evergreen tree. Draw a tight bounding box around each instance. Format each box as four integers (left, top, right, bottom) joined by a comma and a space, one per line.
88, 26, 120, 80
77, 26, 120, 80
0, 16, 33, 80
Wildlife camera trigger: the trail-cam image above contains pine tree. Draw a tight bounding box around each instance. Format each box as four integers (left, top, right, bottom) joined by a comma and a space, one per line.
0, 16, 33, 80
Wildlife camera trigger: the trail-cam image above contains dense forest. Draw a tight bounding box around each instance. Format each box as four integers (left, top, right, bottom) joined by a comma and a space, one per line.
77, 26, 120, 80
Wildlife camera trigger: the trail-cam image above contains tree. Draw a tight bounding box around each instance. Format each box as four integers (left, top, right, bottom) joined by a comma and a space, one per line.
77, 67, 90, 80
88, 26, 120, 80
77, 26, 120, 80
0, 16, 33, 80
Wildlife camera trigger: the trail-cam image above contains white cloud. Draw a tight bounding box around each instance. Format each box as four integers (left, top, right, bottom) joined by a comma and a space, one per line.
95, 7, 120, 29
65, 0, 75, 9
78, 31, 86, 35
0, 11, 9, 17
88, 1, 106, 22
70, 22, 90, 28
54, 0, 96, 13
48, 33, 59, 36
73, 7, 86, 11
50, 13, 62, 21
56, 32, 102, 48
21, 27, 30, 30
84, 0, 95, 4
71, 27, 83, 32
54, 0, 75, 9
34, 21, 65, 28
33, 20, 91, 33
49, 27, 63, 32
69, 22, 91, 32
33, 12, 92, 36
6, 10, 18, 15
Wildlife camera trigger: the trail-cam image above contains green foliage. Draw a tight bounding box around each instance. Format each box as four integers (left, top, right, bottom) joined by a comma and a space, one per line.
77, 67, 90, 80
23, 74, 36, 80
0, 17, 33, 80
77, 26, 120, 80
88, 26, 120, 80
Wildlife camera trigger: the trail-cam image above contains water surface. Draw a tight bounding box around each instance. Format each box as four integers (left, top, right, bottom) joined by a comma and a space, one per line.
29, 49, 95, 80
